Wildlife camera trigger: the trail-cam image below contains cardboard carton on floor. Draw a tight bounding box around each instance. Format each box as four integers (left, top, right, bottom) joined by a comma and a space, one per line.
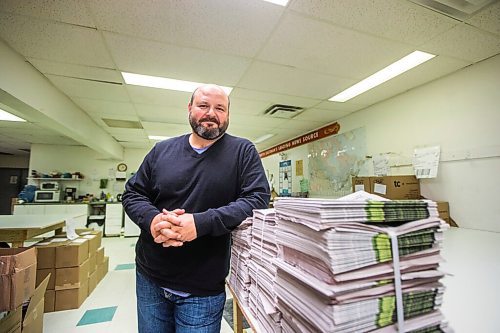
55, 239, 89, 268
0, 248, 37, 312
43, 290, 55, 313
22, 275, 50, 333
88, 270, 98, 295
97, 256, 109, 283
76, 230, 102, 254
0, 306, 21, 333
351, 176, 370, 193
31, 242, 58, 269
54, 280, 88, 311
55, 259, 90, 290
35, 269, 55, 291
96, 247, 104, 265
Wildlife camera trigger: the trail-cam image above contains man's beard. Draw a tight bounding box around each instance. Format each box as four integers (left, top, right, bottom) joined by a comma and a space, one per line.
189, 113, 229, 140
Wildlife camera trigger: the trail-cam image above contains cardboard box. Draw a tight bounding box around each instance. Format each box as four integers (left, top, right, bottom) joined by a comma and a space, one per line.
0, 306, 21, 333
55, 259, 89, 290
88, 253, 97, 274
352, 175, 420, 200
55, 239, 89, 268
96, 247, 104, 265
35, 269, 55, 290
54, 280, 88, 311
31, 243, 57, 269
0, 248, 37, 312
436, 201, 449, 220
77, 230, 102, 254
88, 270, 98, 295
22, 275, 50, 333
43, 290, 54, 313
97, 256, 109, 283
351, 176, 370, 192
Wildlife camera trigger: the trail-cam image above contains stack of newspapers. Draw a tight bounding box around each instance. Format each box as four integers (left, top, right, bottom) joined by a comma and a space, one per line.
248, 208, 282, 333
273, 192, 452, 333
229, 216, 253, 306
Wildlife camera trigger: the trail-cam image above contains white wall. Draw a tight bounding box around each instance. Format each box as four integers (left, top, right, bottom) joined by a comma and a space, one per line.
29, 144, 150, 199
263, 54, 500, 232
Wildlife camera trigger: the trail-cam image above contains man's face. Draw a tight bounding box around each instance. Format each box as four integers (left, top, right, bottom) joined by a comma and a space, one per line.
188, 87, 229, 140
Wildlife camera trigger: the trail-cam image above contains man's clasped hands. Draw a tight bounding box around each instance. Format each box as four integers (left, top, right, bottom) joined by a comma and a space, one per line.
150, 209, 197, 247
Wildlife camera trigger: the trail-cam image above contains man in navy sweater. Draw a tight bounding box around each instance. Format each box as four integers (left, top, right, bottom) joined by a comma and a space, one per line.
122, 84, 270, 333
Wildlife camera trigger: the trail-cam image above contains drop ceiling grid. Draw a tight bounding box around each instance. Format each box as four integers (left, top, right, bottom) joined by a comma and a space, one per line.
134, 104, 188, 124
257, 11, 416, 80
0, 0, 96, 27
86, 0, 285, 58
289, 0, 459, 46
71, 98, 138, 118
230, 88, 322, 109
141, 122, 191, 138
46, 75, 130, 102
465, 1, 500, 36
237, 61, 355, 99
0, 13, 113, 68
103, 32, 252, 86
125, 86, 191, 108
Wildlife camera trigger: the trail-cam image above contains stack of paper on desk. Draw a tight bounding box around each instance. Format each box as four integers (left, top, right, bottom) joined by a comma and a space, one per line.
272, 194, 452, 333
229, 217, 253, 305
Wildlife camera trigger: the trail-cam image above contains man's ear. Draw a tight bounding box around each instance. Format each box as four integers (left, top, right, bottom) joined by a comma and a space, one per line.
187, 102, 192, 113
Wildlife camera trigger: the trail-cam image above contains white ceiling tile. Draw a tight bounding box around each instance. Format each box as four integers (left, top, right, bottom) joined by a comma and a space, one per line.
347, 55, 471, 105
126, 86, 191, 107
119, 141, 153, 149
466, 1, 500, 36
47, 75, 130, 102
230, 88, 321, 109
141, 122, 191, 138
421, 23, 500, 63
259, 12, 415, 79
134, 104, 187, 124
106, 128, 146, 138
293, 108, 352, 123
104, 32, 251, 86
0, 0, 95, 27
229, 114, 288, 130
88, 0, 284, 57
71, 98, 137, 118
238, 61, 354, 99
0, 13, 113, 67
274, 118, 325, 132
28, 58, 122, 83
314, 101, 369, 112
290, 0, 458, 45
229, 98, 273, 116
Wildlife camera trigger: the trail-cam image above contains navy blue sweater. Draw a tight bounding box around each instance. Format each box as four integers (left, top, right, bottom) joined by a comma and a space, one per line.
122, 133, 270, 295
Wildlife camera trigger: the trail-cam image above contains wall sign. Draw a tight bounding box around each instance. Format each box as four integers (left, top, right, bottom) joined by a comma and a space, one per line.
259, 122, 340, 158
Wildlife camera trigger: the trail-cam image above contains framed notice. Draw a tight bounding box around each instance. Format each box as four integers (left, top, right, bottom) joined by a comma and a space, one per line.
279, 160, 292, 196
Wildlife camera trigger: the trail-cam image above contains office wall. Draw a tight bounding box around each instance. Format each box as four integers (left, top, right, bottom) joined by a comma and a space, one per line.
262, 54, 500, 232
0, 155, 29, 168
29, 144, 150, 199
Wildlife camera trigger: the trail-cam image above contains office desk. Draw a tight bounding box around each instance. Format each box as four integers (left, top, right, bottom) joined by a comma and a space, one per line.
0, 214, 71, 247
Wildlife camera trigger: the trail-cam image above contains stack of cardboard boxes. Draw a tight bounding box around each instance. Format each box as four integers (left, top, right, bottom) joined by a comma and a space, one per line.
32, 230, 109, 312
352, 175, 455, 226
0, 247, 50, 333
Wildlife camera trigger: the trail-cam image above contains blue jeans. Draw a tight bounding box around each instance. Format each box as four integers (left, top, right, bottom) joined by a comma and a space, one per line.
136, 270, 226, 333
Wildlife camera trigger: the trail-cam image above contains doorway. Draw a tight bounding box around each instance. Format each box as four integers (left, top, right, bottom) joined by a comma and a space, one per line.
0, 168, 28, 214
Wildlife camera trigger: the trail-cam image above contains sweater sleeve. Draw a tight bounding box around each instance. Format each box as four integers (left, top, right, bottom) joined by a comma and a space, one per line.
193, 143, 270, 237
121, 147, 161, 232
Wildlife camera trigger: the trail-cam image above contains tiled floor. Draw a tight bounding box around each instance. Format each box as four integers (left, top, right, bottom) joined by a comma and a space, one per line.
41, 227, 500, 333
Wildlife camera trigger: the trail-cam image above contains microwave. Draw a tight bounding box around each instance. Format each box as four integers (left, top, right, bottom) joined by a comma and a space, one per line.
34, 190, 61, 203
40, 182, 59, 190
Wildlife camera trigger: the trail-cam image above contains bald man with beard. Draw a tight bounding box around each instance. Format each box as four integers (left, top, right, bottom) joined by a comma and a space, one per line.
122, 84, 270, 333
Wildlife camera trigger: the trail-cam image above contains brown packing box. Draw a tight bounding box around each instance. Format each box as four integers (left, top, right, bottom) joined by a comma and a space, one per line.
436, 201, 450, 220
35, 269, 55, 290
55, 279, 88, 311
55, 258, 90, 290
31, 242, 57, 269
76, 230, 102, 254
96, 247, 104, 265
55, 239, 89, 268
371, 175, 420, 199
43, 290, 55, 313
88, 270, 98, 295
88, 253, 97, 274
97, 256, 109, 283
351, 176, 370, 192
0, 306, 21, 333
0, 248, 37, 312
22, 275, 50, 333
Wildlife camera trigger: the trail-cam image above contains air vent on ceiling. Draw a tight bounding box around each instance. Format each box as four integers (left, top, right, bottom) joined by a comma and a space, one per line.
102, 118, 143, 129
409, 0, 496, 20
263, 104, 304, 119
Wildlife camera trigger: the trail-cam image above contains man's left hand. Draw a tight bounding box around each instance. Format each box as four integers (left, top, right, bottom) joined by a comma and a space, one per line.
156, 213, 197, 245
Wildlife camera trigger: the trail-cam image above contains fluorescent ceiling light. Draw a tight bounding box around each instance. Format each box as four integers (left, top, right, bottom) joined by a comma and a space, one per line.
0, 108, 26, 122
122, 72, 232, 95
329, 51, 436, 102
254, 134, 275, 144
262, 0, 289, 6
148, 135, 170, 141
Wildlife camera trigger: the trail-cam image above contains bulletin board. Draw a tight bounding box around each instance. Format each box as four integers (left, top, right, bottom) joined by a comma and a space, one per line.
279, 160, 292, 196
